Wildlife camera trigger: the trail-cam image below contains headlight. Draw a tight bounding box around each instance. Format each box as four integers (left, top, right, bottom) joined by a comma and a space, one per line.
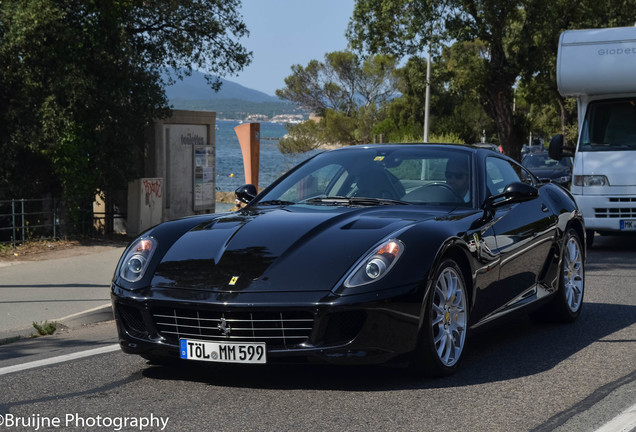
573, 175, 609, 187
119, 236, 157, 283
344, 239, 404, 287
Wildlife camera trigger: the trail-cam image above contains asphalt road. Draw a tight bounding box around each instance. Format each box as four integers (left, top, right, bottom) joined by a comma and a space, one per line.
0, 235, 634, 432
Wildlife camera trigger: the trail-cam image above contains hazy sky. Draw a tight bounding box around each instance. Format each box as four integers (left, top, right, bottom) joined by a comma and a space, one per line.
233, 0, 355, 96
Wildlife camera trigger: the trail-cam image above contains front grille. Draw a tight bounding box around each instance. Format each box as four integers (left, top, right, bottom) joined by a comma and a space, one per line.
594, 207, 636, 218
609, 197, 636, 203
322, 311, 366, 344
118, 305, 149, 339
152, 307, 314, 349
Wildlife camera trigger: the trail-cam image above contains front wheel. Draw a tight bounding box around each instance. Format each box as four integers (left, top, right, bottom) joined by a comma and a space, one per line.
414, 258, 469, 376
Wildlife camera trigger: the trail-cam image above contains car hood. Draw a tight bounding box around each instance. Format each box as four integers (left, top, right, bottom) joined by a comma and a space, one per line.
577, 151, 636, 186
529, 167, 570, 179
151, 205, 438, 293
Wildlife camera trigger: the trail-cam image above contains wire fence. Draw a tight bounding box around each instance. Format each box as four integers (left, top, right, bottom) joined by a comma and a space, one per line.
0, 198, 59, 248
0, 197, 126, 248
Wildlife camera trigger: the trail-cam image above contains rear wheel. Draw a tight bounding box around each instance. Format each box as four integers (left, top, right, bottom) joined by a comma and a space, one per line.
534, 229, 584, 322
559, 229, 585, 321
414, 259, 468, 376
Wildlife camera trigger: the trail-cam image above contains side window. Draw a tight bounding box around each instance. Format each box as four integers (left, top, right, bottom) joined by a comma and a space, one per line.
516, 165, 535, 185
486, 157, 522, 195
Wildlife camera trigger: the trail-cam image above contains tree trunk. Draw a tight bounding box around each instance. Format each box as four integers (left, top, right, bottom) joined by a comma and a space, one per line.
481, 38, 524, 162
484, 83, 524, 162
558, 96, 567, 135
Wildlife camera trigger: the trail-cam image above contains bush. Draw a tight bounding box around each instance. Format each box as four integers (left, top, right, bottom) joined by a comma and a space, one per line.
32, 320, 57, 336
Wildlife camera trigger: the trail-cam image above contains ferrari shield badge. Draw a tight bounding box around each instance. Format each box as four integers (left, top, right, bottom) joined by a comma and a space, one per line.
229, 276, 239, 286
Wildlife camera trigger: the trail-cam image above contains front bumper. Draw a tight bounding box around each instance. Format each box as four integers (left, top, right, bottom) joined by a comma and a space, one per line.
111, 282, 424, 365
573, 193, 636, 232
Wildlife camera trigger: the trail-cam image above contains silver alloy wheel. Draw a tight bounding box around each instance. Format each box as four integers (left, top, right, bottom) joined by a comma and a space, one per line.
563, 236, 584, 312
431, 266, 467, 367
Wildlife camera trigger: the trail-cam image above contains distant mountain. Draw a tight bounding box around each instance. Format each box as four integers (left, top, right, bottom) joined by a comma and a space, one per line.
164, 70, 279, 103
163, 70, 305, 120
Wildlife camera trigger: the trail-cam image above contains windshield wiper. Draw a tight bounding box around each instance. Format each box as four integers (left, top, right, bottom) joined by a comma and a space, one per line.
348, 197, 411, 206
256, 200, 296, 206
305, 196, 410, 206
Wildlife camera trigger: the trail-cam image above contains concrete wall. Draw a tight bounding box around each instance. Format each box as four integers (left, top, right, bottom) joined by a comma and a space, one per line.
145, 110, 216, 222
127, 178, 163, 236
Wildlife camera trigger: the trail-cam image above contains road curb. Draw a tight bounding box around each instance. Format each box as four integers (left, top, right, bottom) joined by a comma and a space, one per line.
0, 303, 113, 344
56, 303, 114, 328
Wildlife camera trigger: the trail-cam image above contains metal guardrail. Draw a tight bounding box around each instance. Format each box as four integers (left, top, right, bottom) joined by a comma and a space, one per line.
0, 197, 126, 248
0, 198, 59, 248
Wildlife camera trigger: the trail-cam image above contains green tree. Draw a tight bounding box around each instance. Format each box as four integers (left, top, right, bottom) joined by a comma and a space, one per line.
0, 0, 251, 228
276, 51, 397, 152
436, 40, 498, 144
348, 0, 636, 160
347, 0, 541, 159
518, 0, 636, 147
383, 46, 495, 145
277, 51, 397, 116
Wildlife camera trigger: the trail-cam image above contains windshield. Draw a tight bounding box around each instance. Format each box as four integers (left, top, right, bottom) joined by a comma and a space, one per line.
580, 99, 636, 151
522, 153, 572, 170
257, 146, 474, 207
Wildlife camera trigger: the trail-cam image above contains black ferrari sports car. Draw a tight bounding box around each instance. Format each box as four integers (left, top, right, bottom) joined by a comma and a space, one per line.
112, 144, 585, 376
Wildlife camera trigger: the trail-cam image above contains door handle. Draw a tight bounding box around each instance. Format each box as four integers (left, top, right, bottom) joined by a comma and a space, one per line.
541, 204, 549, 212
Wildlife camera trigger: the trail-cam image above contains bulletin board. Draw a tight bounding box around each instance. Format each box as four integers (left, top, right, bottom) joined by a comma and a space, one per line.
193, 145, 215, 211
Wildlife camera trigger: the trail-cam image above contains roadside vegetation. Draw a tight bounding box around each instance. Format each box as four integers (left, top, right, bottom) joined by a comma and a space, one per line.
0, 237, 129, 261
32, 321, 58, 337
1, 0, 635, 237
0, 0, 251, 229
276, 0, 636, 161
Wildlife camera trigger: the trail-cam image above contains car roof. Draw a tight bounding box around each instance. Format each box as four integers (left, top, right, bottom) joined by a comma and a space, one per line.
326, 143, 518, 163
328, 143, 486, 154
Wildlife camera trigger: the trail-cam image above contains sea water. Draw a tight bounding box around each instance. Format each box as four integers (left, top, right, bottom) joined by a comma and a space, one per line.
215, 120, 319, 192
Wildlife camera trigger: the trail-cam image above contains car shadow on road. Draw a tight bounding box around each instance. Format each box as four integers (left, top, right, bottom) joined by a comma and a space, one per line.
589, 233, 636, 252
141, 301, 635, 391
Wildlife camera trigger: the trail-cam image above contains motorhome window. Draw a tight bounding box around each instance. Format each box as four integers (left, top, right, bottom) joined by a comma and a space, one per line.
580, 99, 636, 151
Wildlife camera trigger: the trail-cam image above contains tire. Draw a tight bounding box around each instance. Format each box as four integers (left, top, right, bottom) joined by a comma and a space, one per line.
414, 258, 469, 376
534, 229, 585, 323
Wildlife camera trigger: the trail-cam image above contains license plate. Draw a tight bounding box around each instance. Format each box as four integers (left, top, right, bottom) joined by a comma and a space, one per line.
180, 339, 266, 364
620, 220, 636, 231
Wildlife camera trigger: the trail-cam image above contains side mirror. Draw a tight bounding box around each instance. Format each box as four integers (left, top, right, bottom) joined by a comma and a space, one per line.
548, 134, 575, 160
485, 182, 539, 209
235, 184, 257, 204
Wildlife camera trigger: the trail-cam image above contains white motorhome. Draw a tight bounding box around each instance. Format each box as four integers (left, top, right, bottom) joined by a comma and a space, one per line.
549, 26, 636, 247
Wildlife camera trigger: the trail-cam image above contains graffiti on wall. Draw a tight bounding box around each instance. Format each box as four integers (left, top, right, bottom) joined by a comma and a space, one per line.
143, 179, 163, 198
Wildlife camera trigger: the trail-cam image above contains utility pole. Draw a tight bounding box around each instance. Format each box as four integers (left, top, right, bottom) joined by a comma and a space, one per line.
423, 40, 431, 143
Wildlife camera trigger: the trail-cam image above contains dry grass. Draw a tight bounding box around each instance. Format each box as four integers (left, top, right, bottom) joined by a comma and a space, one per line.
0, 236, 129, 262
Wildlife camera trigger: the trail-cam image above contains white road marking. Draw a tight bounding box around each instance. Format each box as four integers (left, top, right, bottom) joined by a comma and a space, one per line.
595, 402, 636, 432
0, 344, 120, 376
